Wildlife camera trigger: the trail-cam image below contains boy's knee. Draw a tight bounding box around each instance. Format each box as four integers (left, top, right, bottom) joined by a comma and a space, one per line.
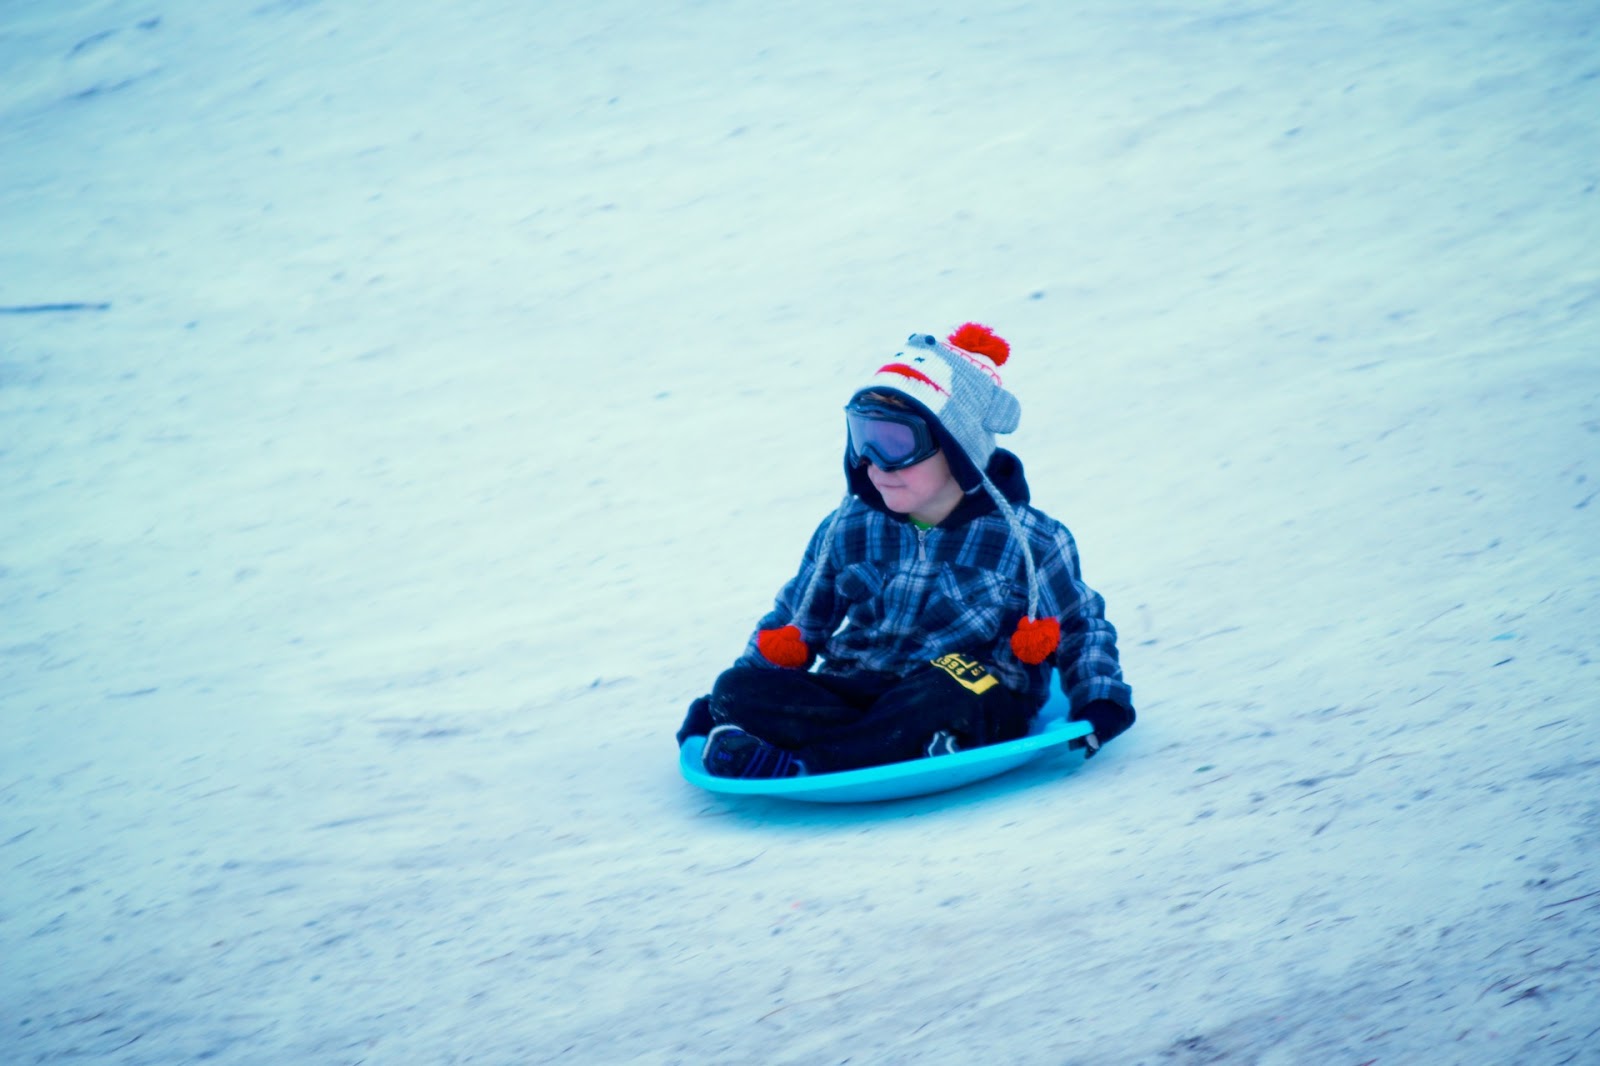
710, 665, 775, 708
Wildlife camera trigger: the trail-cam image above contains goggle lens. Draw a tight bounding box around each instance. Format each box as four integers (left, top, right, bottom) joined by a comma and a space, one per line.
845, 403, 938, 471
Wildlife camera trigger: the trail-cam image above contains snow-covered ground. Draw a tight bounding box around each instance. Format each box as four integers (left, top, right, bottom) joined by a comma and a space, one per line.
3, 1, 1597, 1062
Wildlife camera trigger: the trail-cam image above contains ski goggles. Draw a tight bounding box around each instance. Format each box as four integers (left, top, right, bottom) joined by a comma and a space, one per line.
844, 398, 939, 471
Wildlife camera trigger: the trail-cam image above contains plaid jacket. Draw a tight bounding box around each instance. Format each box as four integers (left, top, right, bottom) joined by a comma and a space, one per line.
736, 455, 1132, 715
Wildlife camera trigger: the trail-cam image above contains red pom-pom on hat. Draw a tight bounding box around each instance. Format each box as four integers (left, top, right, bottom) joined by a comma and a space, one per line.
757, 625, 811, 669
1010, 616, 1059, 665
947, 322, 1010, 366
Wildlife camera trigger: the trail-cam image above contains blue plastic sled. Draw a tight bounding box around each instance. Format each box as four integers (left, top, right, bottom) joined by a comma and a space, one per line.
678, 693, 1092, 803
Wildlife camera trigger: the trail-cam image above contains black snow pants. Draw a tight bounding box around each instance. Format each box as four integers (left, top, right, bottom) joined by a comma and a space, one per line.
703, 654, 1035, 774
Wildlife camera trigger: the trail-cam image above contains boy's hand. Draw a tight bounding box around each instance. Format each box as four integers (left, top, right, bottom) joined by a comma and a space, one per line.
1069, 699, 1135, 758
676, 696, 714, 747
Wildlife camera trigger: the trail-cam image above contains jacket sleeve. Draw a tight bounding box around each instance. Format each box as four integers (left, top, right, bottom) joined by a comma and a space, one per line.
732, 508, 845, 670
1034, 519, 1135, 714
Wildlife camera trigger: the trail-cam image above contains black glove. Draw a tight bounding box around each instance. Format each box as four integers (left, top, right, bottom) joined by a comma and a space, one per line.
1070, 700, 1135, 758
676, 695, 714, 747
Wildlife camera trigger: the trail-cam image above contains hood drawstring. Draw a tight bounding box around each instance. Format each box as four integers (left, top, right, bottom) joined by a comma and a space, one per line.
977, 474, 1060, 665
755, 492, 853, 669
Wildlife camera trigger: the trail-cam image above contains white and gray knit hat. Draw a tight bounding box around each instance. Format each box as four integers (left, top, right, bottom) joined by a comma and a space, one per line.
853, 323, 1021, 491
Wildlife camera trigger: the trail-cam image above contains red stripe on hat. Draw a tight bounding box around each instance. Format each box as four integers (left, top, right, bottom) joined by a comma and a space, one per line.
877, 363, 949, 394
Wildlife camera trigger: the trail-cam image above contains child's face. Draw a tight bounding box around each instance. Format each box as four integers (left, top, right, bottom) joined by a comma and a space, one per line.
866, 449, 965, 525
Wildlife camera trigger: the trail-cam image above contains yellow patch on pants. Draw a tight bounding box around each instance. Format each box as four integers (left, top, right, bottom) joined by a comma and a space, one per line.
930, 653, 998, 694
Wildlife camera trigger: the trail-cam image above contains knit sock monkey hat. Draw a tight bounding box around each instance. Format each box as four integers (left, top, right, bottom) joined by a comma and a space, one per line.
757, 323, 1062, 670
858, 322, 1021, 492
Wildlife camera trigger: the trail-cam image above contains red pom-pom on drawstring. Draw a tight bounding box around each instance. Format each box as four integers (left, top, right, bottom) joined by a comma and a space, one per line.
1010, 616, 1059, 664
947, 322, 1011, 366
757, 625, 811, 669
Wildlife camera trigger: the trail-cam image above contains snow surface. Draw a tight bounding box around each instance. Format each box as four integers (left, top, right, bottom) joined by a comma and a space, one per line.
3, 1, 1598, 1062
